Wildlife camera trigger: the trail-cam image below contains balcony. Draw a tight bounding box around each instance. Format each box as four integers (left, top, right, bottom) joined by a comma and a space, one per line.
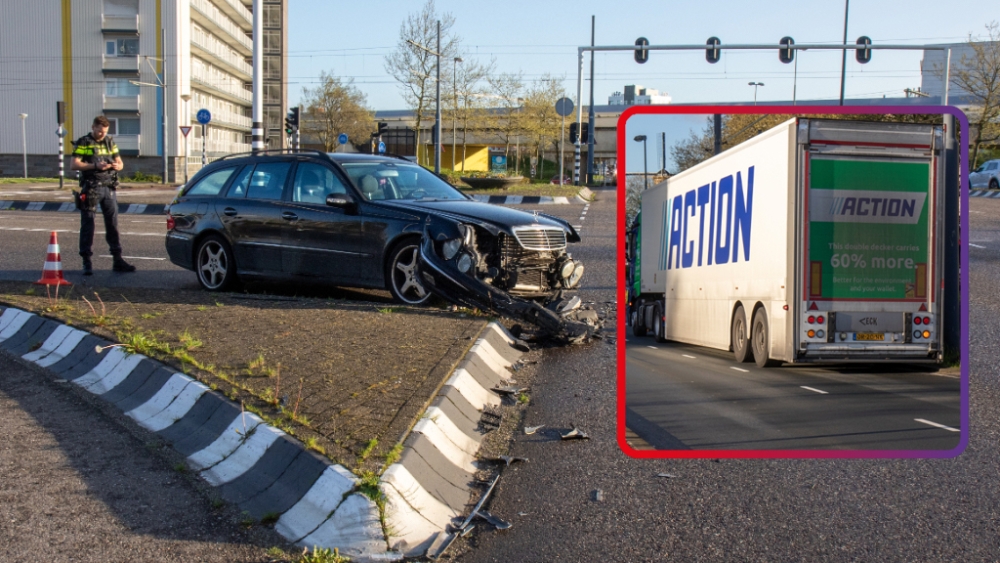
213, 0, 252, 31
190, 36, 252, 81
193, 111, 251, 131
198, 138, 251, 156
190, 0, 252, 56
103, 94, 140, 112
102, 54, 139, 74
101, 14, 139, 33
114, 134, 140, 155
191, 75, 252, 105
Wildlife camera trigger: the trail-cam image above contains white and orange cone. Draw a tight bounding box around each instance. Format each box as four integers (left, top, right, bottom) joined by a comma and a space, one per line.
35, 231, 72, 286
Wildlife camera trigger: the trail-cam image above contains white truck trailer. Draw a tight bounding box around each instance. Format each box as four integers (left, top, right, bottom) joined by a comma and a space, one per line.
628, 118, 945, 367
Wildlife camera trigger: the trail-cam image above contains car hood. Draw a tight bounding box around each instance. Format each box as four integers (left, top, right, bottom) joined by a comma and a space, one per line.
378, 199, 578, 238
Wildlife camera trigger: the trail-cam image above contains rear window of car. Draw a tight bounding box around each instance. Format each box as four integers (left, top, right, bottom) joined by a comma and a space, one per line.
185, 167, 237, 197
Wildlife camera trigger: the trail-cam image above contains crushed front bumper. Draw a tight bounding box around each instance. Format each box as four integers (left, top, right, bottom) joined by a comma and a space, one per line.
416, 223, 599, 345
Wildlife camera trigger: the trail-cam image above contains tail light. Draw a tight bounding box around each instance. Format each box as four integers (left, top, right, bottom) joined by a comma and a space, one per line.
914, 316, 922, 325
166, 214, 176, 231
817, 315, 825, 324
807, 329, 816, 338
807, 315, 815, 324
922, 316, 931, 325
923, 330, 931, 339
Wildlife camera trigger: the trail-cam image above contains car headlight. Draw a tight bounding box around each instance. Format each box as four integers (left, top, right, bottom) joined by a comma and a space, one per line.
560, 259, 576, 279
567, 264, 584, 287
442, 238, 462, 260
457, 253, 474, 273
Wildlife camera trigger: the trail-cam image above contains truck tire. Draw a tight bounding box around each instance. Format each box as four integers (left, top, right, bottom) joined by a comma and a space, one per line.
751, 308, 781, 368
732, 305, 753, 363
653, 304, 667, 343
631, 309, 647, 337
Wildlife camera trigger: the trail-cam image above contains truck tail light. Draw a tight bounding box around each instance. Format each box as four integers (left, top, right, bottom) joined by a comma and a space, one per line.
923, 330, 931, 339
807, 315, 815, 324
922, 316, 930, 325
807, 329, 816, 338
914, 316, 922, 325
817, 315, 825, 324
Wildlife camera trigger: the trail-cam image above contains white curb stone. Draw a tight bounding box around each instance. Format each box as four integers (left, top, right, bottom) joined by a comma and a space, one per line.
84, 352, 147, 395
139, 380, 211, 432
22, 324, 75, 362
126, 373, 195, 425
276, 464, 359, 542
201, 424, 285, 486
35, 328, 87, 367
187, 412, 264, 471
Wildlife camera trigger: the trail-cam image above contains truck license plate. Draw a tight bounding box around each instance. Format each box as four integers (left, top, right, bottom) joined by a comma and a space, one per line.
855, 333, 884, 341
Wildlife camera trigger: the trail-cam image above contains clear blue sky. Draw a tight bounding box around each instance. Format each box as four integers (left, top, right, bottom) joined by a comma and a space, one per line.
288, 0, 993, 171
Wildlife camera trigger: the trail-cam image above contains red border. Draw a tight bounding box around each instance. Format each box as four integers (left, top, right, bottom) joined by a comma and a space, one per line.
616, 104, 967, 460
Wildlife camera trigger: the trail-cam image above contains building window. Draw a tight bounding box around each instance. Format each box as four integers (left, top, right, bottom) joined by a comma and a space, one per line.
263, 56, 281, 79
263, 4, 281, 28
105, 37, 139, 56
263, 30, 281, 54
117, 118, 141, 135
105, 78, 139, 97
264, 83, 280, 104
103, 0, 138, 16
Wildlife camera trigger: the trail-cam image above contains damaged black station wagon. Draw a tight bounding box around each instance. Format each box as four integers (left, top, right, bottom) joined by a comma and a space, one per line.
165, 151, 594, 341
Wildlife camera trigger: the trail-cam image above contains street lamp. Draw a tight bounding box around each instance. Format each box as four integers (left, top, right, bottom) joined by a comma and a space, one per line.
452, 56, 462, 171
634, 134, 648, 191
406, 20, 442, 174
131, 50, 168, 184
748, 82, 765, 105
18, 113, 28, 178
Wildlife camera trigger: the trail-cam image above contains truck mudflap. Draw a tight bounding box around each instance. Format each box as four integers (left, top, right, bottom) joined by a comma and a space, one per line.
415, 228, 600, 345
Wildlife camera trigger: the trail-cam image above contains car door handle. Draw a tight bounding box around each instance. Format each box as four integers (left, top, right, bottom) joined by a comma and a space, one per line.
223, 207, 238, 217
282, 211, 299, 221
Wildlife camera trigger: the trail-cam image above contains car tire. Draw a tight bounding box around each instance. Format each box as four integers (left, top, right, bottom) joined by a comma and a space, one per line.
991, 178, 999, 190
732, 304, 753, 363
386, 240, 433, 305
653, 304, 667, 343
751, 308, 780, 368
195, 235, 238, 292
631, 309, 647, 337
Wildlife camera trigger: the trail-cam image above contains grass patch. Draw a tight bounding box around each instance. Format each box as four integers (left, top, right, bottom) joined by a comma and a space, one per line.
297, 546, 351, 563
357, 438, 378, 464
0, 177, 61, 184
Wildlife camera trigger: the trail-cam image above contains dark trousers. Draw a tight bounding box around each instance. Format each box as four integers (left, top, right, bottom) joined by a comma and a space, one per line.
79, 185, 123, 258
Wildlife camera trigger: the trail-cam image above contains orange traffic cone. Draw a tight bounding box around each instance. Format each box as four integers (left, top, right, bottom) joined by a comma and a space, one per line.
35, 231, 72, 286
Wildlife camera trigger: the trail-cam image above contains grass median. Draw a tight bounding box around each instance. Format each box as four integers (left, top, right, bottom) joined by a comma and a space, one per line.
0, 281, 487, 476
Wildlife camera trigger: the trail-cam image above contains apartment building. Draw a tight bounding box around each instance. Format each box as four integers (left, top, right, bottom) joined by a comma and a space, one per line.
0, 0, 287, 181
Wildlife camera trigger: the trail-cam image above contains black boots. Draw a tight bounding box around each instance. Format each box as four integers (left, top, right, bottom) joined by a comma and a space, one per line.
112, 256, 136, 273
82, 257, 93, 276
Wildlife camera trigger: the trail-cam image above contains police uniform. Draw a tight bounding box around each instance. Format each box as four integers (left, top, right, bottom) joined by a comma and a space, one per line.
72, 133, 134, 272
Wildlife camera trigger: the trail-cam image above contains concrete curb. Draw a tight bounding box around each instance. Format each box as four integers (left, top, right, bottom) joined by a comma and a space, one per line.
0, 200, 167, 214
971, 189, 1000, 198
0, 306, 522, 561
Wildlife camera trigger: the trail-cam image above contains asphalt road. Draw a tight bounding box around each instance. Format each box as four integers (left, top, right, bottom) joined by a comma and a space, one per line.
627, 339, 960, 451
457, 189, 999, 563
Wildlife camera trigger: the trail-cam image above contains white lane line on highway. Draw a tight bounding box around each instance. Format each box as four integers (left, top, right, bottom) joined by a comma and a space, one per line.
682, 354, 696, 359
99, 255, 166, 261
915, 418, 960, 432
647, 346, 658, 349
969, 243, 986, 248
801, 386, 829, 394
730, 367, 749, 373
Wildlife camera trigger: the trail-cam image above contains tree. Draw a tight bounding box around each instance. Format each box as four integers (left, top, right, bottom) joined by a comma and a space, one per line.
520, 75, 564, 178
449, 57, 492, 172
945, 22, 1000, 167
384, 0, 460, 164
485, 72, 525, 161
300, 71, 373, 152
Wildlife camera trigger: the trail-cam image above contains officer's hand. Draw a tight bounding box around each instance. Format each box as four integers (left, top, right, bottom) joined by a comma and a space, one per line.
112, 161, 123, 171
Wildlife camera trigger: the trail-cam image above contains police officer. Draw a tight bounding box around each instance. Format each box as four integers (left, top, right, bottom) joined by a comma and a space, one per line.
71, 115, 135, 275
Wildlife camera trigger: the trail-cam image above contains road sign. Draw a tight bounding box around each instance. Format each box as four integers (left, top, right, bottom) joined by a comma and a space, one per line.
378, 141, 386, 154
196, 109, 212, 125
338, 133, 348, 145
554, 97, 574, 117
179, 126, 193, 137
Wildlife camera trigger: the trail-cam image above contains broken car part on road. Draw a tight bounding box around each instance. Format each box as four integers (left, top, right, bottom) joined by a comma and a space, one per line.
416, 214, 600, 344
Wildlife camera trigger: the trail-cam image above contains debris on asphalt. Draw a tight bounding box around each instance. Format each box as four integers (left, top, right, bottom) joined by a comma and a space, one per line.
474, 509, 512, 530
592, 489, 604, 502
517, 512, 529, 517
511, 339, 531, 352
561, 427, 590, 440
523, 425, 545, 435
657, 473, 678, 479
489, 455, 528, 467
478, 406, 503, 432
490, 385, 529, 397
460, 524, 476, 537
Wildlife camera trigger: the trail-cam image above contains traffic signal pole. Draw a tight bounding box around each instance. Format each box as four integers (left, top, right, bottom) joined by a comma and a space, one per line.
251, 0, 264, 154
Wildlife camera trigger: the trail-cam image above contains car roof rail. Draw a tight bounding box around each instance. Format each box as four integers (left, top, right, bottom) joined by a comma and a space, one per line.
216, 148, 329, 161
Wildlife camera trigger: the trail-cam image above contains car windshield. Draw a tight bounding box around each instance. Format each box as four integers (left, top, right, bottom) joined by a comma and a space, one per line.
337, 160, 468, 202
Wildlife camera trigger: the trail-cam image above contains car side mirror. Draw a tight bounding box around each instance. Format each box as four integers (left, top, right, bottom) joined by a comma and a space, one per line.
326, 194, 356, 211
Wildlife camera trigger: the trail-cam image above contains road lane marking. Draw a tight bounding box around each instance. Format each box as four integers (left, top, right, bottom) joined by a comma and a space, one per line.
801, 386, 829, 394
99, 255, 166, 261
730, 367, 749, 373
969, 243, 986, 248
915, 418, 960, 432
682, 354, 696, 359
646, 346, 658, 349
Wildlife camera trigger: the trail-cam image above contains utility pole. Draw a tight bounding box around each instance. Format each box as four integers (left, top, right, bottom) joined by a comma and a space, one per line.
56, 101, 66, 189
453, 57, 462, 171
251, 0, 264, 153
586, 15, 596, 185
161, 28, 167, 183
839, 0, 849, 105
19, 113, 28, 178
434, 20, 442, 174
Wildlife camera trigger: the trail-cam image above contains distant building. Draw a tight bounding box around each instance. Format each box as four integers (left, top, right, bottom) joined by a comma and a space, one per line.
919, 42, 990, 101
608, 85, 672, 106
0, 0, 287, 180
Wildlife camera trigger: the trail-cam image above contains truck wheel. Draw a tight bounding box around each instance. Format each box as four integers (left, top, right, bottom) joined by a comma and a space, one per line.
631, 309, 647, 337
751, 308, 780, 368
732, 305, 753, 363
653, 305, 667, 343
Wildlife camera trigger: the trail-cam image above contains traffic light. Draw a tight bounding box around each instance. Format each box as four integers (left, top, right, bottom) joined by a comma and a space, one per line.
569, 122, 578, 143
284, 106, 299, 134
779, 36, 795, 64
856, 36, 872, 64
706, 37, 721, 64
634, 37, 649, 64
377, 122, 388, 135
569, 122, 589, 144
580, 123, 590, 144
